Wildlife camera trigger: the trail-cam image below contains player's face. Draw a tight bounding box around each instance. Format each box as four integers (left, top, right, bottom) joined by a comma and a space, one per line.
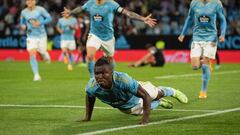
26, 0, 36, 8
94, 65, 113, 89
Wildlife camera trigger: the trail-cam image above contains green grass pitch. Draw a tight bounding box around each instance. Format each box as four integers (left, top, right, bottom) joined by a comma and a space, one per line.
0, 61, 240, 135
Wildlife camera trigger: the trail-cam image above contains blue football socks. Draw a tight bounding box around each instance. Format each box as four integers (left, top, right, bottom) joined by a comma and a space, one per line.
30, 56, 39, 75
68, 54, 73, 65
201, 64, 210, 92
160, 87, 174, 96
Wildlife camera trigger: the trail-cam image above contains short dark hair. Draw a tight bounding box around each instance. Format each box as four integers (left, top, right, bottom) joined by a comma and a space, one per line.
95, 56, 112, 68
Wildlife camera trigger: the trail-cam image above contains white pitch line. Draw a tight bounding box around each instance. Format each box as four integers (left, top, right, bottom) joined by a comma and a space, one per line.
155, 70, 240, 79
0, 104, 217, 112
77, 107, 240, 135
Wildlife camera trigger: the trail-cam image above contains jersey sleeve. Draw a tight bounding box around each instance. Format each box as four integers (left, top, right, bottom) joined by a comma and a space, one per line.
20, 11, 26, 26
82, 0, 92, 12
85, 78, 96, 97
111, 1, 123, 14
56, 19, 61, 28
216, 1, 227, 37
39, 7, 52, 25
73, 18, 78, 27
180, 1, 195, 36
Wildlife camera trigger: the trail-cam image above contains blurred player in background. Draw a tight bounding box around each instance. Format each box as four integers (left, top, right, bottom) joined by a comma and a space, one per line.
56, 11, 78, 71
128, 43, 165, 67
82, 56, 188, 124
62, 0, 157, 78
75, 13, 90, 67
20, 0, 52, 81
178, 0, 226, 99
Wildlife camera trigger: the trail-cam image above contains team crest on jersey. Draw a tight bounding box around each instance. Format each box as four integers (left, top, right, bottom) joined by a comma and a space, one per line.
93, 14, 104, 22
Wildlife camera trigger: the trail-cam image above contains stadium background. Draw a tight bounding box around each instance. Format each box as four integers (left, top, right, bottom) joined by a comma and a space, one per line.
0, 0, 240, 62
1, 1, 240, 135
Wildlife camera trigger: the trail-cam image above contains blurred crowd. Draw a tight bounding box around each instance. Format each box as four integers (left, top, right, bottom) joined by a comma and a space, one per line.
0, 0, 240, 36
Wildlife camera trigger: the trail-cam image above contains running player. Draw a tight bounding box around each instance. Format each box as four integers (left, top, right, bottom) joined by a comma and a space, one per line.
62, 0, 157, 78
178, 0, 227, 98
20, 0, 52, 81
56, 12, 78, 71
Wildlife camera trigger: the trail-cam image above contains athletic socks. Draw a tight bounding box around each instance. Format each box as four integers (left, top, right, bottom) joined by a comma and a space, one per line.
30, 56, 39, 75
159, 87, 174, 96
201, 64, 210, 92
68, 54, 73, 65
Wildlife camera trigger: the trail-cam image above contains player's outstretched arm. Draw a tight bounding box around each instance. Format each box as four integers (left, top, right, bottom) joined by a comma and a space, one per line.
135, 85, 151, 124
122, 9, 157, 28
83, 95, 96, 121
217, 2, 227, 43
178, 2, 194, 43
61, 6, 82, 17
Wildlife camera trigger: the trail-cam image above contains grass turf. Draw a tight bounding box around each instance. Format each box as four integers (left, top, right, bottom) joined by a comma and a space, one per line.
0, 61, 240, 135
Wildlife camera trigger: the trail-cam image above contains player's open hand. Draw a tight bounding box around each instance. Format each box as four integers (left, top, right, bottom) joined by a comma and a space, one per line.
178, 35, 185, 42
219, 36, 225, 43
143, 14, 157, 28
61, 7, 71, 17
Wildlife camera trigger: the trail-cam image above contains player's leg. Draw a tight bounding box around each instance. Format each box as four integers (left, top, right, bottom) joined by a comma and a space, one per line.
138, 81, 174, 109
199, 42, 217, 99
67, 40, 76, 71
199, 56, 211, 98
157, 86, 188, 104
101, 36, 115, 68
190, 42, 202, 70
86, 34, 101, 78
61, 40, 69, 64
39, 37, 51, 63
27, 38, 41, 81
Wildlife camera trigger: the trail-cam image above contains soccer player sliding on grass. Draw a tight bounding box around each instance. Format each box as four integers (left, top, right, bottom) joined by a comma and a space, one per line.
82, 56, 188, 124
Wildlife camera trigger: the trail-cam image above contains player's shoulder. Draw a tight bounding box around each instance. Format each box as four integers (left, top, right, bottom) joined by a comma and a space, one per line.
71, 17, 78, 21
21, 8, 28, 14
36, 6, 45, 10
86, 78, 98, 90
213, 0, 223, 6
113, 71, 133, 84
105, 0, 119, 5
190, 0, 199, 7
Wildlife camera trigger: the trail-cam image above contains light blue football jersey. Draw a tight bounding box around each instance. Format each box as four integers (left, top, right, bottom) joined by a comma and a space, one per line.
180, 0, 227, 42
82, 0, 122, 41
86, 71, 140, 110
20, 6, 52, 38
57, 17, 78, 40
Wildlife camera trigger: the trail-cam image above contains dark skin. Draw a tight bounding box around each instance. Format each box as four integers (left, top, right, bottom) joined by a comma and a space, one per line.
82, 64, 164, 124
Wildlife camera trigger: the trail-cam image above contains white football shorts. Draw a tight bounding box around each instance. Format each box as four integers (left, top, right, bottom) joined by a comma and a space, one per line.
26, 37, 47, 54
120, 81, 159, 115
60, 40, 76, 50
86, 34, 115, 57
190, 41, 217, 59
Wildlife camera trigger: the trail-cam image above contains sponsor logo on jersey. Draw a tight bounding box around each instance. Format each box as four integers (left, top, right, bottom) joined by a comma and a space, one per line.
93, 14, 104, 22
